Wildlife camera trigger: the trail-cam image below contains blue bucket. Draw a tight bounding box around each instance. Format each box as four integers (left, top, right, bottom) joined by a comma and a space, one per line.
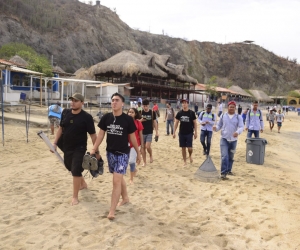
20, 92, 26, 100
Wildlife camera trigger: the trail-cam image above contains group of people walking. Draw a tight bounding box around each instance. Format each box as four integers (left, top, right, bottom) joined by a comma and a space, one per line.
49, 92, 287, 219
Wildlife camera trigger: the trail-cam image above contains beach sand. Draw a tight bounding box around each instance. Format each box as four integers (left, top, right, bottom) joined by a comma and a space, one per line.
0, 110, 300, 249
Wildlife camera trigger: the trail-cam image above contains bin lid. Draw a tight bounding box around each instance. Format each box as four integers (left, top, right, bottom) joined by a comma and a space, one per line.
245, 138, 267, 144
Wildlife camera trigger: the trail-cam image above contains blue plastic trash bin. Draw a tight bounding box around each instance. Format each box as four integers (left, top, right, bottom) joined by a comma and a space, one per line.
20, 92, 26, 100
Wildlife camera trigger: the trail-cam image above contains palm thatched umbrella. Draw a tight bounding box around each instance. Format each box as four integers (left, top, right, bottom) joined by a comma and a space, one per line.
9, 55, 29, 67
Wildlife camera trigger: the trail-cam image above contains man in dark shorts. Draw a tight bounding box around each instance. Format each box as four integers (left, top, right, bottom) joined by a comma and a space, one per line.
52, 93, 99, 206
140, 99, 159, 165
173, 98, 197, 166
90, 93, 141, 220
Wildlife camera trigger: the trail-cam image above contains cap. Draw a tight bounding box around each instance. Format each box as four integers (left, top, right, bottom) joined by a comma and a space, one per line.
180, 98, 189, 103
206, 104, 212, 108
228, 101, 236, 106
69, 93, 84, 102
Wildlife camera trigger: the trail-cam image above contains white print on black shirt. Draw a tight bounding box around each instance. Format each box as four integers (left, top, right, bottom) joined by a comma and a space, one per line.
142, 114, 152, 121
180, 116, 190, 122
107, 124, 124, 136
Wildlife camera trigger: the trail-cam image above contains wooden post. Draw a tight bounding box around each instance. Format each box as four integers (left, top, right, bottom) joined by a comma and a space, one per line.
40, 75, 42, 107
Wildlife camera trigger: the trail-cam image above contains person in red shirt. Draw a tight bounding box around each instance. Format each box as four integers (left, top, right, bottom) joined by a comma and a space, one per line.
127, 108, 144, 184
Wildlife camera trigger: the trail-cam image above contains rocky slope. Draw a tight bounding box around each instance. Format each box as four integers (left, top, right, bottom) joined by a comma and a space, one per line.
0, 0, 299, 94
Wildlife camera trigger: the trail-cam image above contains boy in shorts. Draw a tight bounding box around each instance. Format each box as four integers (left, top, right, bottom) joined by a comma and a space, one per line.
90, 93, 141, 220
173, 98, 197, 166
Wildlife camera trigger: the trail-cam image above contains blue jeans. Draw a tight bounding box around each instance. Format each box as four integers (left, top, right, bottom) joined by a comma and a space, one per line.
166, 120, 174, 135
247, 130, 259, 138
200, 130, 212, 155
220, 138, 237, 175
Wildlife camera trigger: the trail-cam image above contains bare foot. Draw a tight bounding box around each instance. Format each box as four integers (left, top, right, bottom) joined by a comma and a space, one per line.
118, 199, 129, 206
150, 156, 153, 163
129, 180, 134, 185
133, 169, 138, 177
183, 161, 187, 167
71, 198, 79, 206
107, 213, 115, 220
142, 162, 146, 167
189, 156, 193, 163
80, 183, 87, 190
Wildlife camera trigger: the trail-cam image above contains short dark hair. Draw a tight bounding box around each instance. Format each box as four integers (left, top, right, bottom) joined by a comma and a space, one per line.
142, 99, 149, 105
253, 100, 258, 104
111, 92, 125, 102
138, 102, 141, 105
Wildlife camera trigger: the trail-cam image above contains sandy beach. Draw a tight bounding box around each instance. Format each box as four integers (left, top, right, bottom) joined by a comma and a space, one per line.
0, 108, 300, 249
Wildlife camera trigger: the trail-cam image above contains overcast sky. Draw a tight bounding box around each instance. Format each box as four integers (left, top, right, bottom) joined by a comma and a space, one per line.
80, 0, 300, 62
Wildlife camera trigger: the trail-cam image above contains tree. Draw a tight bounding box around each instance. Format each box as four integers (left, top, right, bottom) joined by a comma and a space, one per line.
206, 76, 218, 98
0, 42, 53, 77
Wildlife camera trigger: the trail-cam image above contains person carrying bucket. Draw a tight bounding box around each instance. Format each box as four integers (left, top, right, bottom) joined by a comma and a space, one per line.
197, 104, 215, 156
213, 101, 244, 180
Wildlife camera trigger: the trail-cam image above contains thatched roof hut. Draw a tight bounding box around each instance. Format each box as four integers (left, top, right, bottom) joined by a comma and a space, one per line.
92, 50, 168, 78
142, 49, 197, 84
248, 89, 273, 102
9, 55, 29, 67
228, 85, 252, 97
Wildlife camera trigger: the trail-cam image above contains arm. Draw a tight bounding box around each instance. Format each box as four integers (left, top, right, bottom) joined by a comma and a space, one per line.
129, 133, 141, 164
153, 119, 158, 136
89, 133, 101, 157
173, 119, 179, 138
233, 116, 244, 137
164, 109, 167, 121
193, 119, 197, 139
52, 126, 63, 152
139, 130, 144, 149
90, 129, 105, 155
245, 111, 249, 130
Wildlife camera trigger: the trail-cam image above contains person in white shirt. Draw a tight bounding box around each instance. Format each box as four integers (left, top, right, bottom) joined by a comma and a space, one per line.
275, 109, 285, 133
218, 102, 223, 117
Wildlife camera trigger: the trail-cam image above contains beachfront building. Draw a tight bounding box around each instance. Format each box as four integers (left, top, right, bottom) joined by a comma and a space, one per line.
0, 56, 72, 103
89, 49, 199, 103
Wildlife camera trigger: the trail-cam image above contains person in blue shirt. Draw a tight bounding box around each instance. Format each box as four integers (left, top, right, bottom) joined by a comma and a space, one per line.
213, 101, 244, 179
48, 101, 63, 135
197, 103, 215, 156
245, 101, 264, 138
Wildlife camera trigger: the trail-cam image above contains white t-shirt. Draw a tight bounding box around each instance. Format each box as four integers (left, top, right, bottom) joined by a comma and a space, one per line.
276, 113, 284, 122
219, 103, 223, 111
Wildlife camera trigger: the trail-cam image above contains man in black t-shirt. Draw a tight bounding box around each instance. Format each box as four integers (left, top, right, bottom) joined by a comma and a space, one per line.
140, 99, 159, 165
173, 98, 197, 166
90, 93, 141, 220
52, 93, 99, 206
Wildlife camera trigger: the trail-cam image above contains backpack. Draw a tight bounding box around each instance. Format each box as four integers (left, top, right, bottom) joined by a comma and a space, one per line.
51, 104, 61, 114
248, 109, 263, 121
200, 111, 215, 121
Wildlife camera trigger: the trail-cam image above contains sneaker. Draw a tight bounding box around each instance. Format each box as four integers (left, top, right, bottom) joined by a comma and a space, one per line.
89, 154, 98, 171
82, 152, 98, 170
220, 174, 227, 180
82, 152, 91, 170
90, 157, 104, 178
227, 172, 234, 176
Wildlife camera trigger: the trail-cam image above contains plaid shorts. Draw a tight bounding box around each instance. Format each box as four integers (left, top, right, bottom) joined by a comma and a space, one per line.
106, 152, 129, 175
49, 116, 60, 127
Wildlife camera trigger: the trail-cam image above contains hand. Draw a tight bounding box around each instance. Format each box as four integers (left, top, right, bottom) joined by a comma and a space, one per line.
194, 133, 197, 139
213, 126, 217, 132
260, 129, 263, 133
173, 133, 176, 139
233, 132, 238, 138
50, 143, 57, 153
245, 128, 248, 131
90, 148, 95, 155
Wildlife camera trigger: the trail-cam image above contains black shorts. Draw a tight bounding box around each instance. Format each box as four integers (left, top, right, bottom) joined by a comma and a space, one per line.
179, 133, 193, 148
64, 149, 86, 176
